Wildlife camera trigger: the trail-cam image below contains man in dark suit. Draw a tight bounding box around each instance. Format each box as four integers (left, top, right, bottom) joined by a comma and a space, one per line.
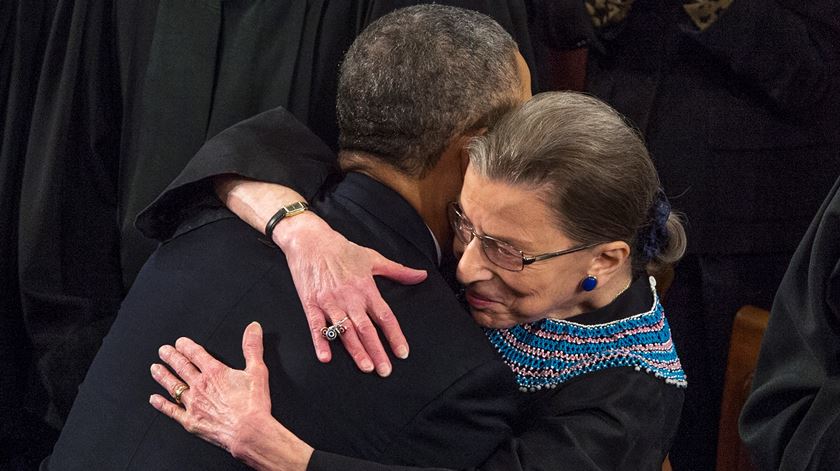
2, 5, 533, 467
579, 1, 840, 468
43, 6, 531, 470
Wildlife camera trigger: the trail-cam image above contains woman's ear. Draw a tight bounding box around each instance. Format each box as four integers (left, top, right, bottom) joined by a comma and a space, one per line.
587, 241, 631, 278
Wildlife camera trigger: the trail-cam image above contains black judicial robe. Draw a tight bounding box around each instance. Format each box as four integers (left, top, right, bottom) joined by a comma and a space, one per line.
136, 107, 684, 470
307, 277, 684, 471
740, 177, 840, 470
2, 0, 535, 445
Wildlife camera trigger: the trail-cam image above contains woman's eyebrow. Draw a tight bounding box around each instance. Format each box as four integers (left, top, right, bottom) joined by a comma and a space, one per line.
459, 204, 533, 250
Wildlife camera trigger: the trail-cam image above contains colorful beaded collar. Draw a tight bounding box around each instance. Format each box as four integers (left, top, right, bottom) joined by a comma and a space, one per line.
485, 277, 687, 392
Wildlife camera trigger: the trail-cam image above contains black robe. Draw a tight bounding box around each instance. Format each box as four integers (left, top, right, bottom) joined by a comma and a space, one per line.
739, 177, 840, 470
308, 277, 685, 471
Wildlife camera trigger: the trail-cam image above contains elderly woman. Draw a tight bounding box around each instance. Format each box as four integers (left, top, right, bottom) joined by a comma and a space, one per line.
150, 92, 687, 469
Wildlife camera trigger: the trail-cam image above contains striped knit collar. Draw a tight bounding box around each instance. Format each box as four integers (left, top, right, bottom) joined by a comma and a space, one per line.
485, 276, 687, 392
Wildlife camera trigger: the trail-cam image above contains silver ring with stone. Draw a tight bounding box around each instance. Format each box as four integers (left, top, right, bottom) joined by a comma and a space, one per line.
320, 316, 349, 341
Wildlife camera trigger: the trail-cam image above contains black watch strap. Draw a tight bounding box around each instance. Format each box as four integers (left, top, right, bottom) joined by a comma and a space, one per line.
264, 201, 309, 244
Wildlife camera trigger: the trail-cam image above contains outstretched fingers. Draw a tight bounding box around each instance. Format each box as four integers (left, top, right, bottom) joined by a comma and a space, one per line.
150, 363, 191, 407
175, 336, 223, 373
158, 344, 200, 385
149, 393, 188, 424
344, 303, 392, 377
367, 293, 408, 360
323, 307, 375, 375
370, 250, 427, 285
304, 303, 333, 363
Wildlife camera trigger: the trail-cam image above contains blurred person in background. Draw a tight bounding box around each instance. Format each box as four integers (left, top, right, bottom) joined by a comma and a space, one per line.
532, 1, 840, 468
740, 176, 840, 470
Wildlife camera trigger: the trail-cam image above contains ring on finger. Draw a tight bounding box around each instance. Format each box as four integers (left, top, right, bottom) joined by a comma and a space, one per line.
173, 383, 190, 405
320, 316, 349, 342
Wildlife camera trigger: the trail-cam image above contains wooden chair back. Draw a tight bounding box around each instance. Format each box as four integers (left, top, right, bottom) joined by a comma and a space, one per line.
715, 305, 769, 471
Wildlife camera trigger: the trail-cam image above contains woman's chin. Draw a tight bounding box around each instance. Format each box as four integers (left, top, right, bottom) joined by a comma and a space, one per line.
469, 308, 518, 330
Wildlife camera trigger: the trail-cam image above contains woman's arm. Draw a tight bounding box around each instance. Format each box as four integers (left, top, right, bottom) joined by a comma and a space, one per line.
137, 107, 426, 376
215, 176, 426, 376
151, 327, 681, 471
308, 369, 683, 471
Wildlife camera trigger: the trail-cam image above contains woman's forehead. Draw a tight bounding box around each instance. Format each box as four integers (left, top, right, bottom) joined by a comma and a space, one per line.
460, 170, 564, 248
461, 166, 546, 216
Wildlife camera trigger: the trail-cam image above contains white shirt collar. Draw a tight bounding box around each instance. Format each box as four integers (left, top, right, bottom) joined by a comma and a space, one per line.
426, 225, 442, 265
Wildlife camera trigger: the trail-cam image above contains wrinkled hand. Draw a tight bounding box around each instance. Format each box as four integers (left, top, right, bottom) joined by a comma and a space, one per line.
276, 212, 428, 377
149, 323, 312, 470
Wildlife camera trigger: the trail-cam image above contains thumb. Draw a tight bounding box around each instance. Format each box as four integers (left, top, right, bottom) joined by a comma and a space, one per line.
372, 252, 427, 285
242, 321, 265, 371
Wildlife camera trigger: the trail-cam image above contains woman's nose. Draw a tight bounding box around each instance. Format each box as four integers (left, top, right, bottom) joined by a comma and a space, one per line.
456, 237, 493, 285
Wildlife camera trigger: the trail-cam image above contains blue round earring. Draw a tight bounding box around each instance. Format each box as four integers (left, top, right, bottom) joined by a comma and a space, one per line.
581, 275, 598, 292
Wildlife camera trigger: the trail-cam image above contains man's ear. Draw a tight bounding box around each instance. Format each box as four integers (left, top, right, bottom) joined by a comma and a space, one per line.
458, 141, 471, 174
456, 128, 487, 173
471, 127, 489, 137
587, 241, 631, 279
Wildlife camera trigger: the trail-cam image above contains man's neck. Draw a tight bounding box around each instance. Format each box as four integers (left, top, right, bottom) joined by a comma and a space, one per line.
338, 152, 457, 250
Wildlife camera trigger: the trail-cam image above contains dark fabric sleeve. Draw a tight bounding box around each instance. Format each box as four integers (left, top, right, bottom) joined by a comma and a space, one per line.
308, 452, 449, 471
478, 370, 683, 471
134, 107, 339, 241
307, 355, 523, 470
740, 177, 840, 471
373, 361, 521, 468
686, 0, 840, 134
308, 369, 684, 471
304, 363, 524, 471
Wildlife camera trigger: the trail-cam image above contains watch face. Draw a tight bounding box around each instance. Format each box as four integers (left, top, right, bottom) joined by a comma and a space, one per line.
265, 201, 309, 239
285, 201, 308, 217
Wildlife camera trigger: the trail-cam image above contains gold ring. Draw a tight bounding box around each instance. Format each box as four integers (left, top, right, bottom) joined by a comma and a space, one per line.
173, 383, 190, 405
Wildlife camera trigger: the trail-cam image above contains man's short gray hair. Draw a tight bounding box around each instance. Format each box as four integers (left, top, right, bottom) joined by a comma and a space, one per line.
337, 4, 522, 177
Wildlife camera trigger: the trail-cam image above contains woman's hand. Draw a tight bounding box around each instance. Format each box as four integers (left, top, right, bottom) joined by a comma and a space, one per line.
275, 212, 427, 377
149, 322, 313, 471
216, 176, 428, 377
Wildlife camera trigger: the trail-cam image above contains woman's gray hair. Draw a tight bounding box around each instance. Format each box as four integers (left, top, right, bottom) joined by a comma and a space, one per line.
469, 91, 686, 274
337, 4, 522, 178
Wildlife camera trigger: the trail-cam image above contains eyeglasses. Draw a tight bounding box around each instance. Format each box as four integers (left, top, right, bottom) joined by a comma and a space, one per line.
448, 201, 600, 272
